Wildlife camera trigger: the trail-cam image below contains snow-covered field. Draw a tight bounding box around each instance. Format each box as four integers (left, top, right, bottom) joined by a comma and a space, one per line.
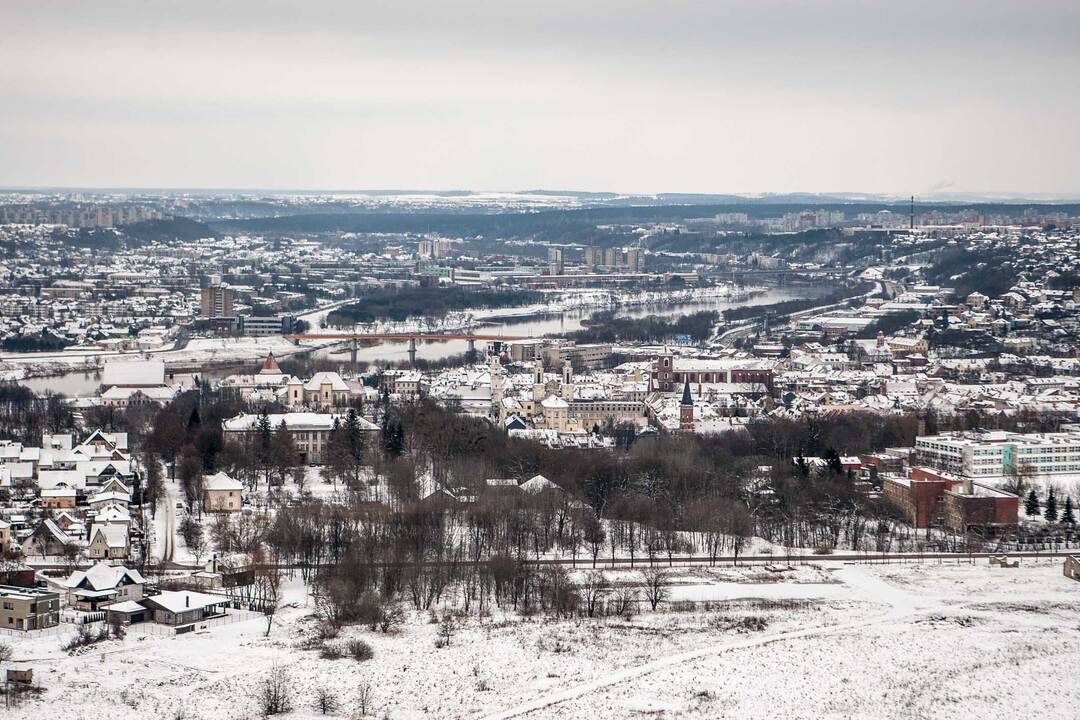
4, 560, 1080, 719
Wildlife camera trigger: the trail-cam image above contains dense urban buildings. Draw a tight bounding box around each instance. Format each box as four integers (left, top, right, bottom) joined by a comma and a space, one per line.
2, 0, 1079, 715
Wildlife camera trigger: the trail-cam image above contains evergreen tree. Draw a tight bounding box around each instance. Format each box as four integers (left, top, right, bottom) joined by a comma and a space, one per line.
383, 420, 405, 456
1044, 487, 1058, 523
344, 409, 364, 461
795, 455, 810, 478
270, 420, 299, 486
323, 420, 349, 488
186, 403, 202, 432
1063, 496, 1076, 526
1025, 489, 1040, 517
823, 448, 843, 475
255, 411, 273, 487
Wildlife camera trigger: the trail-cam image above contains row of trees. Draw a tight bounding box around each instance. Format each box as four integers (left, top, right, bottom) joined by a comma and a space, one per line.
1024, 487, 1078, 525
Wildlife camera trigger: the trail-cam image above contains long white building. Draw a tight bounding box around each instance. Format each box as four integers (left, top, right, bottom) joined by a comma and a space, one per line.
915, 430, 1080, 488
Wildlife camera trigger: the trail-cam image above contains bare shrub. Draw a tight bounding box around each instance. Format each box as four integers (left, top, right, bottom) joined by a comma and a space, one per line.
357, 591, 383, 631
62, 623, 109, 653
257, 665, 293, 716
472, 664, 491, 691
712, 615, 769, 633
347, 639, 375, 662
436, 613, 457, 647
0, 641, 12, 662
319, 643, 345, 660
378, 602, 405, 633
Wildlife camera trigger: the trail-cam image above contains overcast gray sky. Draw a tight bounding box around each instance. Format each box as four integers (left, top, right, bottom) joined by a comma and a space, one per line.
1, 1, 1077, 194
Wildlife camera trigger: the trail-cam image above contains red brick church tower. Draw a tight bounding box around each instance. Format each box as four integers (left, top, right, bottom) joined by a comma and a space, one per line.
679, 379, 694, 432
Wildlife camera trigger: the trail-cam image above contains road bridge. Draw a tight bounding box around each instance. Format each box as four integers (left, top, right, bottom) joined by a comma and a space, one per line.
285, 332, 542, 365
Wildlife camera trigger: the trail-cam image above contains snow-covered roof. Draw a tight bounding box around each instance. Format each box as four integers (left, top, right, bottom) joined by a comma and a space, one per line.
142, 590, 228, 614
258, 353, 283, 375
67, 562, 144, 591
204, 471, 243, 491
90, 524, 128, 548
520, 474, 560, 494
223, 412, 379, 432
304, 371, 350, 392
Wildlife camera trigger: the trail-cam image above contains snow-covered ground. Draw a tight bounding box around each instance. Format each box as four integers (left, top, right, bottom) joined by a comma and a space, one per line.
4, 559, 1080, 719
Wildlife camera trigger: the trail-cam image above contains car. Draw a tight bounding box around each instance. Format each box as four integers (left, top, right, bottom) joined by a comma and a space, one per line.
176, 501, 184, 509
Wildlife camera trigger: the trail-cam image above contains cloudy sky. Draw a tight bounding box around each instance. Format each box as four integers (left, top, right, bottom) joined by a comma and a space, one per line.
1, 1, 1077, 194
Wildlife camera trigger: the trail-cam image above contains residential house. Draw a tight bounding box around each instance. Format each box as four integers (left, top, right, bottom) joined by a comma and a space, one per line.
87, 524, 129, 560
203, 472, 243, 513
0, 585, 60, 631
24, 518, 75, 557
107, 590, 228, 627
65, 562, 145, 611
40, 486, 77, 509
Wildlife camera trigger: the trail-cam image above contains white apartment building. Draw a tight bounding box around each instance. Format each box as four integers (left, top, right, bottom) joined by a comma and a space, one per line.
915, 430, 1080, 485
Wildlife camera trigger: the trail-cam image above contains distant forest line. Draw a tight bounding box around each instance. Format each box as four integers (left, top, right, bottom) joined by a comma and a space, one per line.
325, 286, 546, 325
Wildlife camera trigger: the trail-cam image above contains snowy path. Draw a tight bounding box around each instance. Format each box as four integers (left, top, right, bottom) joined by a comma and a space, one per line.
157, 478, 178, 563
477, 565, 922, 720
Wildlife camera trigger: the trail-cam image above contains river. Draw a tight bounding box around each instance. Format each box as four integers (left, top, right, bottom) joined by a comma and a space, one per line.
312, 284, 829, 365
18, 284, 829, 397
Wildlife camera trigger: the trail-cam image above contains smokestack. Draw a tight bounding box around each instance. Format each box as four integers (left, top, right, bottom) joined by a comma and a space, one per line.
910, 196, 915, 230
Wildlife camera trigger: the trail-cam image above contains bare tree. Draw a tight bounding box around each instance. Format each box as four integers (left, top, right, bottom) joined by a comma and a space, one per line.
313, 686, 339, 715
640, 568, 670, 611
582, 512, 605, 569
580, 570, 610, 617
252, 551, 283, 637
355, 681, 374, 717
292, 465, 308, 495
60, 542, 84, 575
611, 585, 639, 618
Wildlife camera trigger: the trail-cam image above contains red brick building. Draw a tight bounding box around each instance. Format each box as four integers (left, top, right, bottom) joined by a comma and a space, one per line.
882, 468, 962, 528
652, 353, 774, 392
881, 466, 1018, 534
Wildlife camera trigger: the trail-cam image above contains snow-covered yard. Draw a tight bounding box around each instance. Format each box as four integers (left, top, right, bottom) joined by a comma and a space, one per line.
4, 560, 1080, 719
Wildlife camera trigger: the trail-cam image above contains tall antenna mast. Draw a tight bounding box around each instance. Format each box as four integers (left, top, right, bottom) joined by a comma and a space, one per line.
910, 195, 915, 230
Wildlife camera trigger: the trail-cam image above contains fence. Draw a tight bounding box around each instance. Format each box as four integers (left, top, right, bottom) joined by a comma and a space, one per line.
0, 623, 76, 640
61, 611, 105, 625
131, 609, 263, 637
